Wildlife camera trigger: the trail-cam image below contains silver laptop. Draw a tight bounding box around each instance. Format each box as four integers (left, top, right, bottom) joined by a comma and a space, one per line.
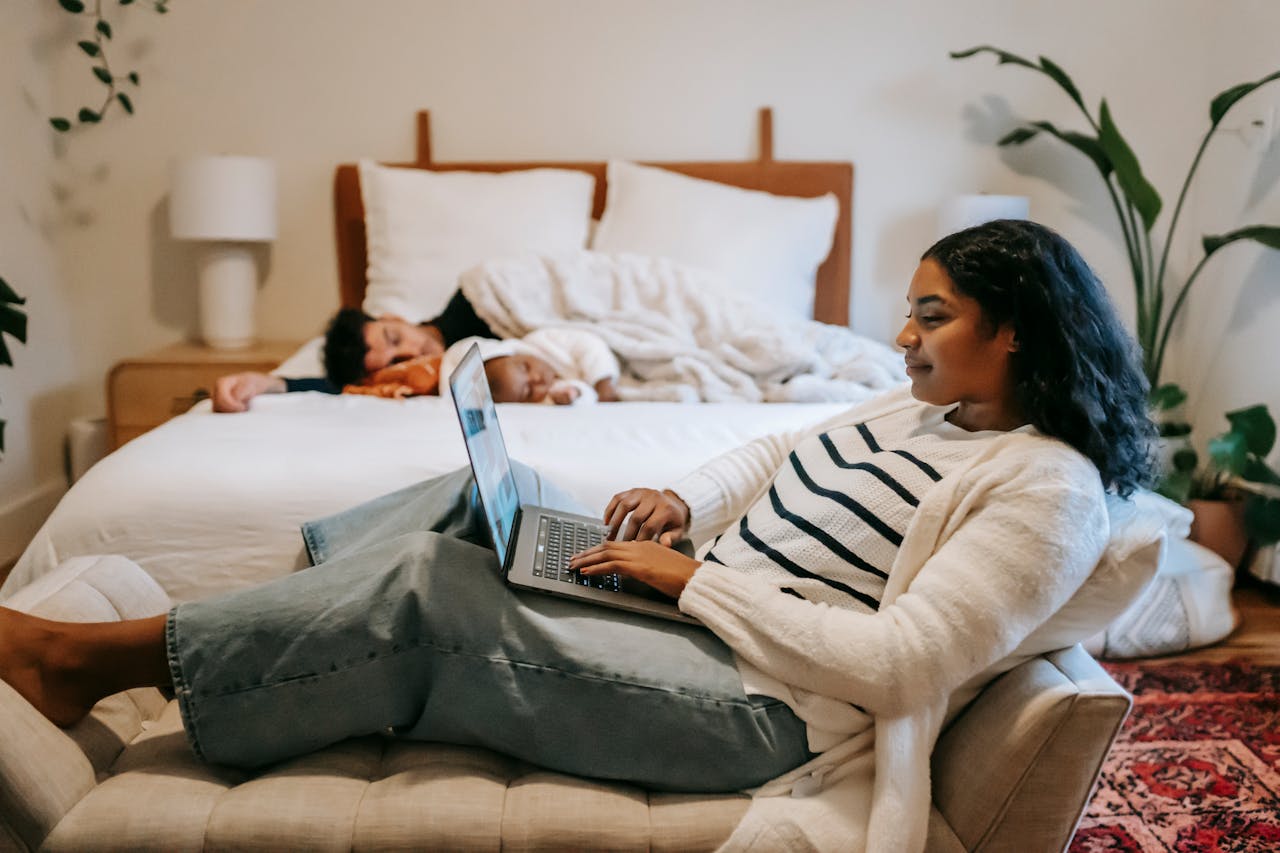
448, 344, 699, 624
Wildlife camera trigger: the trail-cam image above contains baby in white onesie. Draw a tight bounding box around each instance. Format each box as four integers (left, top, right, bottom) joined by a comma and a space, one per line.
439, 328, 620, 405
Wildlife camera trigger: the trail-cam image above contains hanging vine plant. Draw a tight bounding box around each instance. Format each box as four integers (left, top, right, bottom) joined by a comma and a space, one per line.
1, 1, 169, 456
49, 0, 169, 132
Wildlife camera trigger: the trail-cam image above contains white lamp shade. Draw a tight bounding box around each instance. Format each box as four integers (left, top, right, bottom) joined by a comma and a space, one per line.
937, 194, 1030, 239
170, 155, 277, 241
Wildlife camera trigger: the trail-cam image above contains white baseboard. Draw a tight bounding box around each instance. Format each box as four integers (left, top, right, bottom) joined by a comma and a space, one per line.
0, 478, 67, 566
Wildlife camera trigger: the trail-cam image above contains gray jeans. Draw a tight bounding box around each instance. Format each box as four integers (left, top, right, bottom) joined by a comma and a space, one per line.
166, 464, 810, 792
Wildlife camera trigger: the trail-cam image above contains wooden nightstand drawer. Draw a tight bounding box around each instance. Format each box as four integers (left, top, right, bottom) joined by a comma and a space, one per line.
107, 340, 303, 448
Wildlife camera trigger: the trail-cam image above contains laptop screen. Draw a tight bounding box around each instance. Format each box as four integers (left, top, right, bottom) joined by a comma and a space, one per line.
448, 345, 521, 567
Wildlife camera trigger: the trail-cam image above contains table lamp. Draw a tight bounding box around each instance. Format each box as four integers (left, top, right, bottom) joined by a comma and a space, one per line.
937, 194, 1030, 239
170, 155, 277, 349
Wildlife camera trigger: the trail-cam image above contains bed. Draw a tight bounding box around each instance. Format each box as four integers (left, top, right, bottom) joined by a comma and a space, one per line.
4, 109, 903, 605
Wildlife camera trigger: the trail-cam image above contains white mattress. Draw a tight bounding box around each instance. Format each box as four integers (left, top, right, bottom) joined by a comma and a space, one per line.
6, 392, 850, 604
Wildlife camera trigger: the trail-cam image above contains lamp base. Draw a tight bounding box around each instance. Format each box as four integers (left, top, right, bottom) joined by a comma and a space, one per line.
197, 244, 258, 350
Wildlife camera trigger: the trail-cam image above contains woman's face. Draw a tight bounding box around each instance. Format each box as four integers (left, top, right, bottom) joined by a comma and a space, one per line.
895, 259, 1021, 425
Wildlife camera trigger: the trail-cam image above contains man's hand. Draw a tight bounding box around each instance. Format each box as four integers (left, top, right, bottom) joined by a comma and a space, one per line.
594, 377, 619, 402
212, 371, 287, 413
569, 540, 701, 599
602, 487, 691, 544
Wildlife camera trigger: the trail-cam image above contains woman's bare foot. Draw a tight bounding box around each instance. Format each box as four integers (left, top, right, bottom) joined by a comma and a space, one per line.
0, 607, 101, 726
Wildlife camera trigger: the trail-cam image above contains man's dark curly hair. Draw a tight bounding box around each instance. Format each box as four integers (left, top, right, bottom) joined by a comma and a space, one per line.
322, 308, 375, 388
922, 219, 1156, 497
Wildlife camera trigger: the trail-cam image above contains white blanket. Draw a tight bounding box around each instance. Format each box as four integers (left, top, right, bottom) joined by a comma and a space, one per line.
459, 251, 905, 403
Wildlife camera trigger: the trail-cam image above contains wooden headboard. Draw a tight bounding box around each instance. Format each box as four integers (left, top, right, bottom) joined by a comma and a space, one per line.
334, 109, 854, 325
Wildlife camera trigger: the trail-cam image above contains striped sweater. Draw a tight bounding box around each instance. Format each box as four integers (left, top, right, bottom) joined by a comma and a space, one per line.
704, 404, 1024, 616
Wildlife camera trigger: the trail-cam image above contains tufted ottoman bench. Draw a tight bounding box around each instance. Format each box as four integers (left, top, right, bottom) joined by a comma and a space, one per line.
1, 556, 1131, 852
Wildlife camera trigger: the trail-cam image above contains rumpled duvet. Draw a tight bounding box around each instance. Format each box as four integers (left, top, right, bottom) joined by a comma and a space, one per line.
458, 251, 905, 403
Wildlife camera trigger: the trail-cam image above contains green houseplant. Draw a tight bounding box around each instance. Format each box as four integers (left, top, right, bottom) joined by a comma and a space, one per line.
950, 46, 1280, 400
0, 278, 28, 454
951, 45, 1280, 563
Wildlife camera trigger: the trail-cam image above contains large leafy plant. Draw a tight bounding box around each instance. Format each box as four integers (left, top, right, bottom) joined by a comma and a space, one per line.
950, 46, 1280, 410
0, 278, 29, 454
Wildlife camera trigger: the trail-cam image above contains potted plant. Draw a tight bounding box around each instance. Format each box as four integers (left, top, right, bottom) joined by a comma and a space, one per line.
0, 277, 27, 454
950, 46, 1280, 568
1160, 404, 1280, 568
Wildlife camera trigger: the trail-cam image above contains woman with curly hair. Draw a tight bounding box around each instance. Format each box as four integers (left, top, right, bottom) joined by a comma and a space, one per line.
1, 220, 1155, 852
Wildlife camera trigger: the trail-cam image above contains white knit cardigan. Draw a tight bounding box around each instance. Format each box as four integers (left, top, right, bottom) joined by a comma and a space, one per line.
672, 385, 1112, 852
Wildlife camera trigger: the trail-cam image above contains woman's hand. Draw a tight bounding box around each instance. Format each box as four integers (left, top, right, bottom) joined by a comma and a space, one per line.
603, 488, 691, 544
569, 540, 701, 599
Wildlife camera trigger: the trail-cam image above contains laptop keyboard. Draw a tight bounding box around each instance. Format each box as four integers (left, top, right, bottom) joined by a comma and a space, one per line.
534, 516, 620, 592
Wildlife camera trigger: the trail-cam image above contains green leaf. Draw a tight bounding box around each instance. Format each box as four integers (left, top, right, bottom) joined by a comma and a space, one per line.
1150, 383, 1188, 411
117, 92, 134, 114
998, 127, 1040, 146
1210, 71, 1280, 127
1203, 225, 1280, 258
96, 19, 112, 38
92, 66, 112, 84
1158, 421, 1193, 437
1209, 431, 1248, 476
78, 108, 101, 123
58, 0, 86, 12
0, 419, 6, 454
1226, 404, 1276, 457
1172, 446, 1199, 474
1156, 469, 1194, 503
1038, 56, 1086, 111
1243, 457, 1280, 487
1097, 99, 1162, 231
950, 45, 1039, 71
0, 277, 23, 305
128, 71, 140, 85
0, 334, 11, 368
1244, 496, 1280, 545
120, 0, 135, 5
1027, 121, 1112, 176
49, 117, 72, 132
77, 40, 100, 57
0, 306, 27, 345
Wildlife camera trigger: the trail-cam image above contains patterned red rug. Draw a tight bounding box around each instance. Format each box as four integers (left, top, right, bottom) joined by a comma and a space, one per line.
1070, 660, 1280, 853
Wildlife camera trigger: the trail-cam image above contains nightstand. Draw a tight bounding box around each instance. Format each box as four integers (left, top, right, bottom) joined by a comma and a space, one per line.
107, 340, 303, 448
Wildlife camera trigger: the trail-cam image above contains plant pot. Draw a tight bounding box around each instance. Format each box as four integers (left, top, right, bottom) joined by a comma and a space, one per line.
1187, 498, 1250, 570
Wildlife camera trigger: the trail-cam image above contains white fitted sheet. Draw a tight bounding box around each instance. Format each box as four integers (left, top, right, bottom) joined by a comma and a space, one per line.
6, 392, 851, 603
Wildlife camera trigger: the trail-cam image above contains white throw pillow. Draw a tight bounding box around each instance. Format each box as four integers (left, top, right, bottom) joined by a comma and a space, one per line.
590, 160, 839, 322
359, 161, 595, 322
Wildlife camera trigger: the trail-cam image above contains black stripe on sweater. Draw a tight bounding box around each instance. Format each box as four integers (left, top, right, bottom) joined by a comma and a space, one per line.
737, 516, 882, 611
891, 449, 942, 482
767, 485, 888, 580
818, 433, 920, 507
788, 452, 903, 547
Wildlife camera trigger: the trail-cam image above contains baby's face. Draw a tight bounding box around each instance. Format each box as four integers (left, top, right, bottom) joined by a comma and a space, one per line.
484, 354, 559, 403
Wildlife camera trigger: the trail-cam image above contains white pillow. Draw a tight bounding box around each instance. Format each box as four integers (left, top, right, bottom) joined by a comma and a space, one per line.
590, 160, 839, 322
359, 160, 595, 322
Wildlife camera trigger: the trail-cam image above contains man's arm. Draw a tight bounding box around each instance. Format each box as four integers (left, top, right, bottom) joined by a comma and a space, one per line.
212, 372, 336, 412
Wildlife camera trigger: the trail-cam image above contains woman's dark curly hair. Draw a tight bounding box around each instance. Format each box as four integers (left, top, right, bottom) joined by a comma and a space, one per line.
922, 219, 1156, 497
322, 308, 375, 388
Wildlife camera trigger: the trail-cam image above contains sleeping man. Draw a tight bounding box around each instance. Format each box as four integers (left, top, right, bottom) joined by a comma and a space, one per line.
211, 290, 495, 412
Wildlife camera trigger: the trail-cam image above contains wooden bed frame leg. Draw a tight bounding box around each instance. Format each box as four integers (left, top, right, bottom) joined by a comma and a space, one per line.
758, 107, 774, 162
416, 110, 433, 166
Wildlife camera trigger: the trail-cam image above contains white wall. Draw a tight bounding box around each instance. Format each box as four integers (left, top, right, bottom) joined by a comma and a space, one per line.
4, 0, 1280, 547
0, 2, 73, 561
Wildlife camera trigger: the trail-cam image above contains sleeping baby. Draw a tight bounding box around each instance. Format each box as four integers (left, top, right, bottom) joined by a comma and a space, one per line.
439, 328, 620, 405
